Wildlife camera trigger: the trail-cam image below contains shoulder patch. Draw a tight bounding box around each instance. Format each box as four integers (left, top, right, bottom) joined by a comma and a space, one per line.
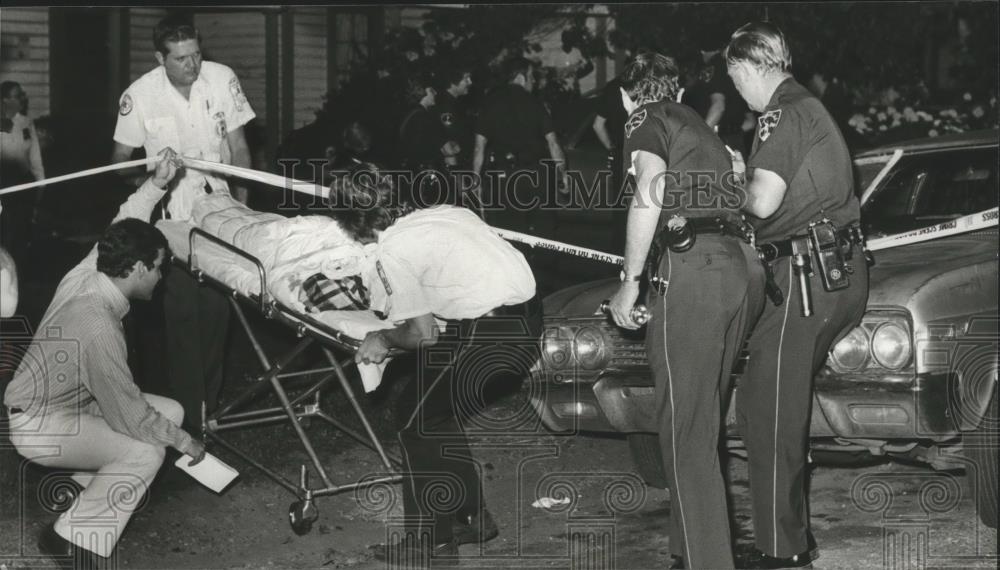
757, 109, 781, 142
624, 109, 647, 139
229, 77, 248, 112
375, 260, 393, 295
119, 94, 133, 116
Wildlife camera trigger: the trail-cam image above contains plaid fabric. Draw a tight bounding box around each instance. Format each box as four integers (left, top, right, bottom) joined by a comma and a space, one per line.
302, 273, 370, 311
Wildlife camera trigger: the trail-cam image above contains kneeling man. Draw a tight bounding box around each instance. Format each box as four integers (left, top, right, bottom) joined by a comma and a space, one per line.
4, 149, 205, 567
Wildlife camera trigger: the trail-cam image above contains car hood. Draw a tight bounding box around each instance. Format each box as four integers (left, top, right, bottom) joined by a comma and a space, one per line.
543, 278, 620, 318
867, 231, 998, 306
543, 231, 999, 319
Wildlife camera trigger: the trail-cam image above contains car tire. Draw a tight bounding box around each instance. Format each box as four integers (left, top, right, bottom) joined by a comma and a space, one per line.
968, 384, 998, 529
627, 433, 667, 489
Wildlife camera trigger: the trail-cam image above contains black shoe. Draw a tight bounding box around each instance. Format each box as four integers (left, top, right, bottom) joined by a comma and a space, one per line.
736, 546, 816, 569
452, 509, 499, 546
371, 534, 459, 566
37, 523, 100, 570
669, 554, 685, 569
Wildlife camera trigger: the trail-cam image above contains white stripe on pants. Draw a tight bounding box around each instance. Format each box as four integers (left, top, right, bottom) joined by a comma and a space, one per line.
9, 393, 183, 557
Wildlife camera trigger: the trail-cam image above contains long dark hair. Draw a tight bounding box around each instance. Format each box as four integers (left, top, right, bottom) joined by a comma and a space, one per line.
325, 162, 413, 242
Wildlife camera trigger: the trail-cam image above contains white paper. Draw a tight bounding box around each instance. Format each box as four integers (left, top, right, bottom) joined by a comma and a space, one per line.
174, 452, 239, 493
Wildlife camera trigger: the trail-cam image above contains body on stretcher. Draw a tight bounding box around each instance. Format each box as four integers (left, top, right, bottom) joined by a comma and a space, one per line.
156, 193, 392, 391
156, 193, 403, 535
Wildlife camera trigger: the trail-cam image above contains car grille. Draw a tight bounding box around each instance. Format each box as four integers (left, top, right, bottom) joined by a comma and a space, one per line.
601, 322, 649, 370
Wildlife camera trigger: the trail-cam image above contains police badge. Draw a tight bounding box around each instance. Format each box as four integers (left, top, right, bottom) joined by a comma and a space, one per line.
625, 109, 647, 139
757, 109, 781, 141
440, 112, 455, 127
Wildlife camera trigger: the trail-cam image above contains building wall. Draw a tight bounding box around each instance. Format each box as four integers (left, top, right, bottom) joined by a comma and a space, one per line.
0, 7, 50, 116
292, 7, 328, 128
128, 7, 168, 82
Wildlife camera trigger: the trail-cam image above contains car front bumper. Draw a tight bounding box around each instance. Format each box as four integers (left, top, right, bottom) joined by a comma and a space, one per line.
529, 369, 961, 441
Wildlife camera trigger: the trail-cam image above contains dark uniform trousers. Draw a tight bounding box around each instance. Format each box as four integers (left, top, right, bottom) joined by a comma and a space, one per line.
393, 305, 541, 543
164, 267, 231, 428
736, 245, 869, 557
646, 235, 765, 569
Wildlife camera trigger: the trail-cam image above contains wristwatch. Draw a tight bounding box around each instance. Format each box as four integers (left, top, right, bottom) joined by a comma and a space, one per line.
619, 270, 642, 283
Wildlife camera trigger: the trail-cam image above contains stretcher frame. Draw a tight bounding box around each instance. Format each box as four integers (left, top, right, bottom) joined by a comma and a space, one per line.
183, 228, 401, 533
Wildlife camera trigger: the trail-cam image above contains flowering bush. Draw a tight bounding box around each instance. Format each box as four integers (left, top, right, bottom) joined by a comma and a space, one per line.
848, 91, 998, 144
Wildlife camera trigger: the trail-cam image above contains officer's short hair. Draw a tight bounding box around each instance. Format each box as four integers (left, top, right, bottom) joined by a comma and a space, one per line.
724, 21, 792, 73
620, 52, 681, 107
96, 218, 169, 279
503, 57, 534, 84
154, 16, 200, 55
325, 162, 413, 243
1, 81, 21, 99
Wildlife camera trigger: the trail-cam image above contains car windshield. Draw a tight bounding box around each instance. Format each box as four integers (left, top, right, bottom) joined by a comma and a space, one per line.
860, 146, 999, 236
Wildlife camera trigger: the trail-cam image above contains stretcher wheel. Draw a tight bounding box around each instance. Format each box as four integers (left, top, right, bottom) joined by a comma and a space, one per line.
288, 499, 318, 535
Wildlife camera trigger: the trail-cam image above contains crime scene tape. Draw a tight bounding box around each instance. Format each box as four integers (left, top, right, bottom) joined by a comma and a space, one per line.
0, 157, 157, 197
3, 158, 995, 263
494, 206, 999, 265
867, 206, 998, 251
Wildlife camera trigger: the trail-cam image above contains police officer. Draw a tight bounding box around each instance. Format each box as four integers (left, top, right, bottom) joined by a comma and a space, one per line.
398, 73, 460, 206
682, 41, 754, 156
607, 52, 765, 570
474, 57, 567, 238
435, 67, 474, 169
725, 22, 869, 568
592, 75, 629, 254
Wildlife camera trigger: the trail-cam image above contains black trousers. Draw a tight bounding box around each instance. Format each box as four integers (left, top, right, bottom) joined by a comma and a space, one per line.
646, 235, 765, 569
391, 303, 541, 542
736, 246, 869, 557
163, 268, 231, 428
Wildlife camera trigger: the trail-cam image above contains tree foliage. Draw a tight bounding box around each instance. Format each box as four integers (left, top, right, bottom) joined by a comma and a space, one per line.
608, 2, 998, 101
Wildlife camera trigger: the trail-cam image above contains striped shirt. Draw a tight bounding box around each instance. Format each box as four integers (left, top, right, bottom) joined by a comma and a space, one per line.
4, 179, 196, 455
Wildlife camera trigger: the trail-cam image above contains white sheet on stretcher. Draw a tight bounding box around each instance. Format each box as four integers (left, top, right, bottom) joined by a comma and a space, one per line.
155, 194, 391, 392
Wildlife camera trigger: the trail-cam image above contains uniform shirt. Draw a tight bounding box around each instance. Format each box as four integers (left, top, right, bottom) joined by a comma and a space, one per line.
682, 55, 748, 136
398, 105, 447, 168
435, 91, 472, 166
365, 206, 535, 325
4, 179, 197, 455
0, 112, 45, 181
476, 84, 555, 165
596, 78, 628, 150
747, 77, 858, 242
623, 99, 740, 225
113, 61, 256, 221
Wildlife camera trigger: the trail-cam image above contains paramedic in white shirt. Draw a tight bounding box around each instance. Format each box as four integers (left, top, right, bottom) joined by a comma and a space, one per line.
324, 162, 541, 564
109, 16, 255, 429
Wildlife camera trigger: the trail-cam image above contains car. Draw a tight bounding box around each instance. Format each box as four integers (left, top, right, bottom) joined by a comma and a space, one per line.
529, 129, 999, 528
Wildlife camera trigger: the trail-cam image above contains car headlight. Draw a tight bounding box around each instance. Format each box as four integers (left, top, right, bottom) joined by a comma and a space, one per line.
573, 326, 609, 370
542, 327, 574, 370
830, 327, 870, 371
871, 322, 911, 370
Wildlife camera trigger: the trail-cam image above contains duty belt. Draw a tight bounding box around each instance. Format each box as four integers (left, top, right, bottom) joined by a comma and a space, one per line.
684, 216, 755, 243
755, 222, 870, 316
757, 225, 864, 262
648, 216, 754, 294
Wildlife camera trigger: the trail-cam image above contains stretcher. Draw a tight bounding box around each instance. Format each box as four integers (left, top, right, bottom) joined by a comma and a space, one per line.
156, 199, 401, 536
